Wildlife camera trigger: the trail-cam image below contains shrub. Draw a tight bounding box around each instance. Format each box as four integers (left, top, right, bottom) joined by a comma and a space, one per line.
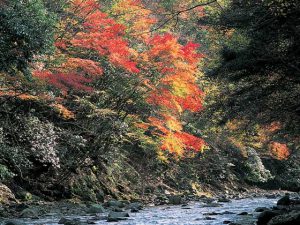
244, 148, 274, 183
19, 116, 60, 168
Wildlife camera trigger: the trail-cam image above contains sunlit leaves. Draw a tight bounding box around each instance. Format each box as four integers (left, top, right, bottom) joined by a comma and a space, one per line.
111, 0, 157, 40
31, 0, 206, 157
138, 33, 205, 155
34, 0, 139, 92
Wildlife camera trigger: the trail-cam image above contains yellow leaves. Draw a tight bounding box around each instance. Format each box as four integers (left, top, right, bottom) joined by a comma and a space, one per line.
92, 108, 117, 117
171, 79, 192, 97
111, 0, 157, 40
226, 119, 242, 131
51, 103, 75, 120
165, 115, 182, 131
157, 149, 169, 162
161, 132, 185, 156
0, 90, 39, 101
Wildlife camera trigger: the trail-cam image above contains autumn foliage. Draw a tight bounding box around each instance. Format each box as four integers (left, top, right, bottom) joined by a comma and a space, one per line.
34, 0, 139, 93
137, 33, 205, 155
269, 142, 290, 160
32, 0, 205, 156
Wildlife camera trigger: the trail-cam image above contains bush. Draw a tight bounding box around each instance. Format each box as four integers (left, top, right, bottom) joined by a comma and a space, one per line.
244, 148, 274, 183
0, 164, 15, 182
0, 0, 56, 75
19, 116, 60, 168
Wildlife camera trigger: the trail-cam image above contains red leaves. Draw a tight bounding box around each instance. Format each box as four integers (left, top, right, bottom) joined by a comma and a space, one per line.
181, 42, 203, 64
175, 132, 205, 151
33, 70, 93, 93
145, 34, 205, 112
35, 0, 139, 93
69, 3, 139, 73
139, 34, 206, 154
33, 0, 206, 157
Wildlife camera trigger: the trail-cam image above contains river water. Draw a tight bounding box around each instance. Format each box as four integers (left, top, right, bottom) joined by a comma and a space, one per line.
1, 197, 277, 225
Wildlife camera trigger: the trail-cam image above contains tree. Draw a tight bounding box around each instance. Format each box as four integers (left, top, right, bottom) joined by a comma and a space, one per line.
0, 0, 55, 77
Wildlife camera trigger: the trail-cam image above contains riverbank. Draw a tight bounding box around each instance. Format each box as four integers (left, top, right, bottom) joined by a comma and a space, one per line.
0, 185, 297, 225
0, 195, 282, 225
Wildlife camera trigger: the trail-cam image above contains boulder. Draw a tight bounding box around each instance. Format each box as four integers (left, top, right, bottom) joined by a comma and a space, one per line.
222, 211, 235, 215
277, 194, 291, 206
19, 208, 39, 218
255, 207, 270, 212
110, 207, 124, 212
202, 203, 223, 207
5, 220, 23, 225
0, 184, 17, 204
130, 208, 139, 213
267, 211, 300, 225
106, 200, 125, 208
126, 202, 143, 210
257, 210, 282, 225
218, 198, 231, 203
87, 204, 105, 214
204, 216, 216, 220
58, 217, 82, 225
107, 211, 129, 222
203, 212, 220, 216
201, 197, 215, 204
266, 194, 278, 199
168, 195, 182, 205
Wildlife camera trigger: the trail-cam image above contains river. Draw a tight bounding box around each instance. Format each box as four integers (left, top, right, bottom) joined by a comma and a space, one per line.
1, 197, 278, 225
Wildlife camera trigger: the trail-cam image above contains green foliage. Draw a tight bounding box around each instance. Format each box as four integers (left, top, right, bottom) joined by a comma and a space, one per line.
206, 0, 300, 127
0, 0, 299, 199
0, 0, 56, 76
0, 164, 15, 182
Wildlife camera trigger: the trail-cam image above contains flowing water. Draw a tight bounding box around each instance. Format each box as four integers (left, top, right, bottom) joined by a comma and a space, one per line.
1, 197, 277, 225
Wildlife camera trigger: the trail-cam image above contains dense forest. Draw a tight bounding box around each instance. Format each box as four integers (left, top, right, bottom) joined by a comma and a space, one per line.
0, 0, 299, 224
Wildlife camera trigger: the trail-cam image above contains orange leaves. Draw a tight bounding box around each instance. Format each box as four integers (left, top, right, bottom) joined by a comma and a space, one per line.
69, 1, 139, 73
50, 103, 75, 120
144, 34, 204, 113
137, 33, 205, 155
147, 33, 181, 63
32, 0, 206, 157
175, 132, 205, 152
139, 114, 205, 156
35, 0, 139, 93
269, 142, 290, 160
63, 58, 103, 76
70, 0, 100, 17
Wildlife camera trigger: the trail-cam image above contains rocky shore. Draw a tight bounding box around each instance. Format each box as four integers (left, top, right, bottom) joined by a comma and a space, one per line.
1, 182, 299, 225
256, 193, 300, 225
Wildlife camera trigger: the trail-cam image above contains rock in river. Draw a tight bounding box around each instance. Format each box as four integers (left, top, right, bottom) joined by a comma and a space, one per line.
267, 210, 300, 225
87, 204, 105, 214
257, 210, 282, 225
107, 211, 129, 222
